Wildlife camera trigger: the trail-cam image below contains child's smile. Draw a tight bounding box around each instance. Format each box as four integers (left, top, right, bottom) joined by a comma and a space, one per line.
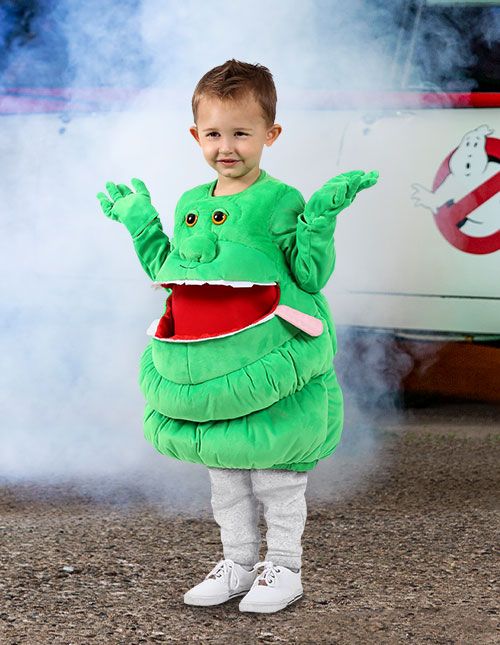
218, 159, 240, 167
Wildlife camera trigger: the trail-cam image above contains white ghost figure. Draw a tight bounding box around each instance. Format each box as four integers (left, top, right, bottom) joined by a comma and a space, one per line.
411, 125, 500, 237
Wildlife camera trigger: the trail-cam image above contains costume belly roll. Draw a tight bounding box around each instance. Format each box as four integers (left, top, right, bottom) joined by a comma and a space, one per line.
128, 170, 377, 471
141, 283, 343, 472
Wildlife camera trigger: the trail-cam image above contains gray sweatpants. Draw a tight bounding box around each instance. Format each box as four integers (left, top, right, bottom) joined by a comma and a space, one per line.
208, 468, 308, 571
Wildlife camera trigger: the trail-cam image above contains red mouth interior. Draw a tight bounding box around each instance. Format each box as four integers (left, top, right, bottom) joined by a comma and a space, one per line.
155, 283, 280, 341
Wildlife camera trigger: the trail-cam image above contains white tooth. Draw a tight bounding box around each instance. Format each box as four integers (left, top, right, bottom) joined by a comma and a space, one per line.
146, 319, 161, 336
153, 279, 277, 288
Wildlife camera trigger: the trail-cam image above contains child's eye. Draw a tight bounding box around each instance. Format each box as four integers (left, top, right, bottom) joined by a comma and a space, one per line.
235, 132, 248, 137
206, 132, 219, 138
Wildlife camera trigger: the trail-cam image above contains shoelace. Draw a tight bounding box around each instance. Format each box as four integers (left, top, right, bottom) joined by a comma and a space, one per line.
205, 559, 240, 591
252, 560, 281, 587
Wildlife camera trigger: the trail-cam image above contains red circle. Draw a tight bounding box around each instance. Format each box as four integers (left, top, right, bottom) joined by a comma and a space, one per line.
431, 137, 500, 255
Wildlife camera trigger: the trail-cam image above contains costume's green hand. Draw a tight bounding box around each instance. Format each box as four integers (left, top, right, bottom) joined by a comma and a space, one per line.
96, 178, 159, 237
304, 170, 379, 223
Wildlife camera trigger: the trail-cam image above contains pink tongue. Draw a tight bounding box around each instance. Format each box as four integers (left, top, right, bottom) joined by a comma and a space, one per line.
275, 305, 323, 337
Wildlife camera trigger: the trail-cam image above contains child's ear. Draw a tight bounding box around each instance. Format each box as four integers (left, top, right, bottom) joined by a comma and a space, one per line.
265, 124, 282, 147
189, 126, 201, 145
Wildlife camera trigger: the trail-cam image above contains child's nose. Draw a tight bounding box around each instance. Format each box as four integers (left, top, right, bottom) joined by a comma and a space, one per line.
218, 137, 233, 153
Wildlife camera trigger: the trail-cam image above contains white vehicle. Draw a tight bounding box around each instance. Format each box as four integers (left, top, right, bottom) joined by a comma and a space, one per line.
324, 0, 500, 342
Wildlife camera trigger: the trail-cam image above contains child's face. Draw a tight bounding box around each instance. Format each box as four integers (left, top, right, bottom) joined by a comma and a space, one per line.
190, 93, 281, 186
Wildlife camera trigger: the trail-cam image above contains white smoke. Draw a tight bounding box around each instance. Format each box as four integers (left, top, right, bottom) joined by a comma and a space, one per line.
0, 0, 477, 506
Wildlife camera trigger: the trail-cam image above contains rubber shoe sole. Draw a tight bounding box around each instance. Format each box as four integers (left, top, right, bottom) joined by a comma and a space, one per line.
184, 588, 249, 607
239, 591, 303, 613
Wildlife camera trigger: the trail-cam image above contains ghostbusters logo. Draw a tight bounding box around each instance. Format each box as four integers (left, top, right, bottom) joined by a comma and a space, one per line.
411, 125, 500, 254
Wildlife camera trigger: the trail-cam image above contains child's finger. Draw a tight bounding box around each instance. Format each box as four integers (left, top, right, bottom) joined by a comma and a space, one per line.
96, 192, 113, 211
364, 170, 379, 182
360, 179, 378, 191
332, 181, 347, 206
117, 183, 133, 196
323, 171, 360, 190
358, 170, 380, 192
96, 193, 118, 219
345, 174, 363, 200
105, 181, 123, 202
131, 178, 151, 198
341, 170, 364, 180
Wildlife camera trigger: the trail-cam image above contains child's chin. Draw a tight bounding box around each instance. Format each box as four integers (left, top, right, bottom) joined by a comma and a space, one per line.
219, 167, 244, 177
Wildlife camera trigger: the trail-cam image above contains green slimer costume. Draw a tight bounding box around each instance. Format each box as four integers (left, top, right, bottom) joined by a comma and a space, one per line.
97, 169, 378, 472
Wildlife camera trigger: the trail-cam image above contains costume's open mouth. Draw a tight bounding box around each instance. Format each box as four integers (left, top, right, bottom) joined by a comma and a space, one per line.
150, 280, 280, 342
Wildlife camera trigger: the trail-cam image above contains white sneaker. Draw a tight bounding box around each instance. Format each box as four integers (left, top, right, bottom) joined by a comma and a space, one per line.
184, 559, 257, 607
239, 561, 303, 613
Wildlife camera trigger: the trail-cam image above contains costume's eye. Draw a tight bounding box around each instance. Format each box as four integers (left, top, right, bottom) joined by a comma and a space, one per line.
212, 210, 227, 225
186, 213, 198, 227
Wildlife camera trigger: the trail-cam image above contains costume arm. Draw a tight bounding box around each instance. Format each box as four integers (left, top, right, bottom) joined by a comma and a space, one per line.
131, 217, 170, 281
270, 187, 337, 293
97, 178, 170, 281
271, 171, 378, 293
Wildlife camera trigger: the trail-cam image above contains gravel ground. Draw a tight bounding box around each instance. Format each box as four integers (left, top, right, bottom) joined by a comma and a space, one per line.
1, 404, 499, 645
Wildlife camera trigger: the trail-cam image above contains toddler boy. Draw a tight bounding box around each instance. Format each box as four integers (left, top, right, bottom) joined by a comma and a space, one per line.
184, 60, 308, 613
98, 59, 377, 614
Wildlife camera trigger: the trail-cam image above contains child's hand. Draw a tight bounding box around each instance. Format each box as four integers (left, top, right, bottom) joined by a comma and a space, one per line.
97, 178, 159, 237
304, 170, 379, 223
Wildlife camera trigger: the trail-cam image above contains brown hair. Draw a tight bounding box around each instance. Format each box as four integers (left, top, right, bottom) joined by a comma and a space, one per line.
192, 59, 277, 125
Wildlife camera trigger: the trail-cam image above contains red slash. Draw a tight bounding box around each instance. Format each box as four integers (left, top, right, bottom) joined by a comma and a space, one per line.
432, 138, 500, 255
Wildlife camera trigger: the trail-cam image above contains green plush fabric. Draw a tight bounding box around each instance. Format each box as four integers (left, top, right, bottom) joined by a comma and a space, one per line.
98, 169, 378, 471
